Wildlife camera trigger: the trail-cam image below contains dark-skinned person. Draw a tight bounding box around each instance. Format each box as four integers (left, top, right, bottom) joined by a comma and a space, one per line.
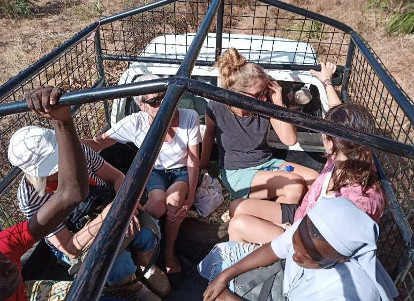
0, 86, 89, 301
8, 88, 164, 300
199, 197, 398, 301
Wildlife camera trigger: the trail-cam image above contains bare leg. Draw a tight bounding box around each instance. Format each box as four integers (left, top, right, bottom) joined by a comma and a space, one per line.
228, 214, 284, 243
145, 189, 167, 218
164, 181, 188, 274
249, 170, 305, 203
229, 198, 283, 225
286, 162, 319, 188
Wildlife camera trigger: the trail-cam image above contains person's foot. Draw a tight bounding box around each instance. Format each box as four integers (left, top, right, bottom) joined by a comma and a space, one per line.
143, 265, 171, 297
165, 252, 182, 274
165, 253, 184, 288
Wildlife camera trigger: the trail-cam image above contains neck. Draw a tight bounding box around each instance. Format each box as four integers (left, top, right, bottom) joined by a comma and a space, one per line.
332, 152, 347, 170
230, 106, 252, 117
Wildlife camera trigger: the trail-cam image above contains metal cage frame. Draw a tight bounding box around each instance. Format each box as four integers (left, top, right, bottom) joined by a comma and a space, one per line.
0, 0, 413, 299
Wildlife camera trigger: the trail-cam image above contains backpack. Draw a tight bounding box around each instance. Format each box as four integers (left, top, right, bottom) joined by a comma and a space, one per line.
233, 261, 284, 301
65, 184, 115, 233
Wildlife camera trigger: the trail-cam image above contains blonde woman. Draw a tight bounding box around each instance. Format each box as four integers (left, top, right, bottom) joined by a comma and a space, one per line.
201, 48, 318, 215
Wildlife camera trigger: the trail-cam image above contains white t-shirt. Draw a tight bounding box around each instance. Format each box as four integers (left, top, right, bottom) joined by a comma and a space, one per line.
106, 109, 201, 170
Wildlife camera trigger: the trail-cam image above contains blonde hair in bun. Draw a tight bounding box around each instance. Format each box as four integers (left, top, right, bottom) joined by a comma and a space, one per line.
216, 48, 269, 92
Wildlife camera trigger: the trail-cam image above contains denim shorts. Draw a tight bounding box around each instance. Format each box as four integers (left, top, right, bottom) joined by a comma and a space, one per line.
198, 242, 260, 291
220, 158, 285, 199
146, 167, 189, 193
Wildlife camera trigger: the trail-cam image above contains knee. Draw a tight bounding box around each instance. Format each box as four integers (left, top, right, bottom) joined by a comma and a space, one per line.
284, 179, 306, 204
145, 197, 167, 218
228, 215, 247, 239
229, 198, 247, 217
166, 190, 186, 208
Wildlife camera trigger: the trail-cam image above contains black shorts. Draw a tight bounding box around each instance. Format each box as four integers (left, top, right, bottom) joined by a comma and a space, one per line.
280, 203, 299, 224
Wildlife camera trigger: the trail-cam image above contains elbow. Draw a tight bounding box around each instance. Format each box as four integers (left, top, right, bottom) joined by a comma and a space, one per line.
283, 137, 298, 146
59, 184, 89, 207
75, 181, 90, 202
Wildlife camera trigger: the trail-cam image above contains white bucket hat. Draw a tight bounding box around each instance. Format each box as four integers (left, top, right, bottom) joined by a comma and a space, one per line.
8, 125, 59, 177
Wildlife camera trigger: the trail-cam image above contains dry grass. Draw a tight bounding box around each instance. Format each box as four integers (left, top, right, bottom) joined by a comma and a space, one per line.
0, 0, 412, 101
285, 0, 414, 101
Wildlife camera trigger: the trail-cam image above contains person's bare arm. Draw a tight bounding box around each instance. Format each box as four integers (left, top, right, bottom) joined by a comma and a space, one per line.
203, 243, 279, 301
268, 81, 298, 146
82, 133, 117, 152
47, 203, 113, 257
94, 161, 125, 192
185, 143, 199, 207
24, 87, 89, 241
310, 62, 342, 108
200, 114, 216, 169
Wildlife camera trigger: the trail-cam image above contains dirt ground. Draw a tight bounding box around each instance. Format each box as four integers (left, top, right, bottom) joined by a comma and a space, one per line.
0, 0, 413, 100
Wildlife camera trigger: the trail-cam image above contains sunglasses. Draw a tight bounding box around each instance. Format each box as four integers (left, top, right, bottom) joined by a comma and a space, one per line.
142, 93, 166, 107
239, 88, 269, 100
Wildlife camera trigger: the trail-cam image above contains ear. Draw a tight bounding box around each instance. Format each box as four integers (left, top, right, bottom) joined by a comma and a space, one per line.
325, 137, 334, 155
138, 102, 146, 111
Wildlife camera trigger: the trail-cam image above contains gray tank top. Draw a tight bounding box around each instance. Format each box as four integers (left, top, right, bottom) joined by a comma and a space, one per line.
206, 101, 273, 170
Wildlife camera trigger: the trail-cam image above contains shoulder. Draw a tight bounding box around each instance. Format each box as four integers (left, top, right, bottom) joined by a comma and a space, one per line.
340, 184, 385, 220
179, 109, 200, 123
115, 112, 145, 127
81, 143, 100, 159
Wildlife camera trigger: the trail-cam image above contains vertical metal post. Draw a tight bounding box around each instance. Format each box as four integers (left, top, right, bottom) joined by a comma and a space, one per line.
341, 37, 355, 102
215, 0, 224, 61
177, 0, 221, 77
94, 26, 111, 126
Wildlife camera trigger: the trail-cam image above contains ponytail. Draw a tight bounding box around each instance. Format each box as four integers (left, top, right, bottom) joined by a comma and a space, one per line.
215, 48, 268, 91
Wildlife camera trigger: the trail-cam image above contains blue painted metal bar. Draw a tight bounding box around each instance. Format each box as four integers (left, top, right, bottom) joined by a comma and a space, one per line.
0, 23, 99, 99
176, 0, 222, 77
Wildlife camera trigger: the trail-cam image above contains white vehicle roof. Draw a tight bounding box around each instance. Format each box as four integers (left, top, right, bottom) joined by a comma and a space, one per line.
142, 33, 318, 65
110, 34, 328, 152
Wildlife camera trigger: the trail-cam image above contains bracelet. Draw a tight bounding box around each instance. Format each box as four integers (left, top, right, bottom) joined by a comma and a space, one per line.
322, 79, 333, 88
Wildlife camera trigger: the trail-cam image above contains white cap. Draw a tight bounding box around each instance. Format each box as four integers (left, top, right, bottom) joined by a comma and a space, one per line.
8, 126, 59, 177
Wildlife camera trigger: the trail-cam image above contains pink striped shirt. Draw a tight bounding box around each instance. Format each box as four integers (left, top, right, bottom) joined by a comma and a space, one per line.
294, 157, 385, 223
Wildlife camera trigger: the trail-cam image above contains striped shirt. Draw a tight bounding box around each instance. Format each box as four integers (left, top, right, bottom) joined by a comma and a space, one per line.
17, 144, 106, 237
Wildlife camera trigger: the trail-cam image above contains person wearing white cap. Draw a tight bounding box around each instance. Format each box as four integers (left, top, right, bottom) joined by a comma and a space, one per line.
8, 88, 164, 300
84, 74, 201, 285
1, 86, 89, 301
200, 197, 399, 301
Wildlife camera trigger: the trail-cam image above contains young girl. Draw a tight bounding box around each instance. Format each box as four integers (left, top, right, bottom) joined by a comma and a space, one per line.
228, 62, 385, 244
201, 48, 318, 205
